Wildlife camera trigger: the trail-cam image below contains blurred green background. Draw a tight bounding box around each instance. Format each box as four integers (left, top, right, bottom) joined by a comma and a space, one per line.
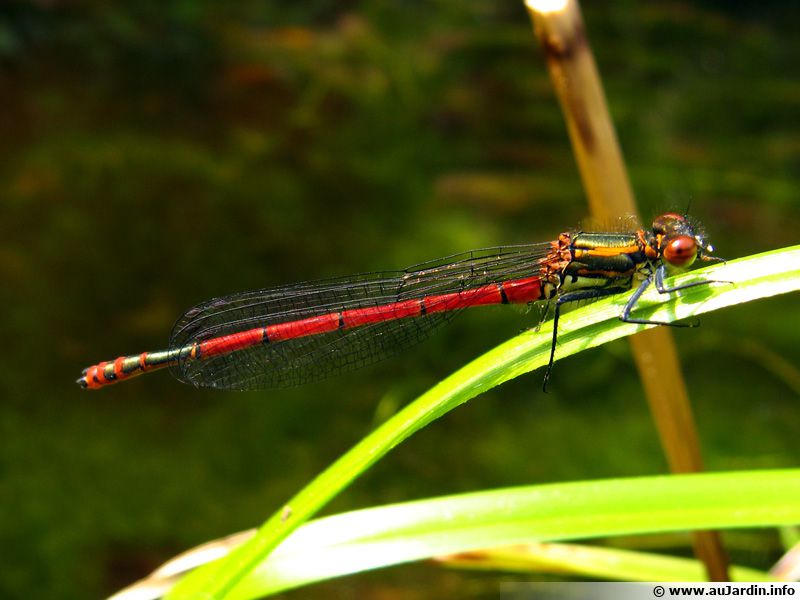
1, 1, 798, 598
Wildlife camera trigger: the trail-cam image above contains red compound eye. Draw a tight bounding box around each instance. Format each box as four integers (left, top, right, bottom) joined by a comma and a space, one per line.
663, 235, 698, 267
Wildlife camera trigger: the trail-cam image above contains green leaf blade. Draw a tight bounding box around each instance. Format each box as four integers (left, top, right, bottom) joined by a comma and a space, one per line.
168, 246, 800, 599
226, 469, 799, 597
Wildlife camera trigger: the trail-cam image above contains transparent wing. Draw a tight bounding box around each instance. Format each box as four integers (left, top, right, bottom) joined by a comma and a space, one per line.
169, 243, 551, 390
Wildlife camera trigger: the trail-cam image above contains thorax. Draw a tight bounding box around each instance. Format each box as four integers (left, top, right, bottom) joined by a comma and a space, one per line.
539, 230, 655, 297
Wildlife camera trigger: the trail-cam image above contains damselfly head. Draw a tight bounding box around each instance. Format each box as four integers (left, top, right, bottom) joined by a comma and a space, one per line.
651, 212, 716, 269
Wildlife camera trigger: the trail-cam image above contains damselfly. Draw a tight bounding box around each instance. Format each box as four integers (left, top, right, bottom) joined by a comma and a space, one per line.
77, 213, 720, 392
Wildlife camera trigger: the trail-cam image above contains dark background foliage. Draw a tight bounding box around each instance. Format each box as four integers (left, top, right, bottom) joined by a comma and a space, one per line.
1, 1, 798, 598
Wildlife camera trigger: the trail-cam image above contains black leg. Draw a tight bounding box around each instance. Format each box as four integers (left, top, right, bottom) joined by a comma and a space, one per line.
543, 265, 725, 392
620, 264, 709, 327
542, 286, 627, 393
653, 263, 716, 294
